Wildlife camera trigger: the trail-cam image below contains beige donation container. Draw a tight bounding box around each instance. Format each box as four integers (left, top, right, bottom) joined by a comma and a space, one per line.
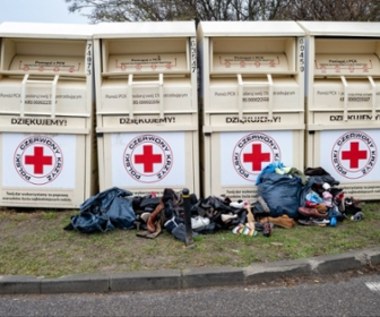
94, 22, 199, 197
0, 22, 96, 208
299, 21, 380, 200
197, 21, 305, 200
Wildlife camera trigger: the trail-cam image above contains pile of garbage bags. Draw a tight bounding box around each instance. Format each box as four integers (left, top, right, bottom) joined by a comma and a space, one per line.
64, 162, 364, 242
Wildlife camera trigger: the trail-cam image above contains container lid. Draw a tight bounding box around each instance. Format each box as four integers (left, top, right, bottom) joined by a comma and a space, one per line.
0, 21, 94, 39
298, 21, 380, 37
197, 21, 305, 37
93, 21, 196, 39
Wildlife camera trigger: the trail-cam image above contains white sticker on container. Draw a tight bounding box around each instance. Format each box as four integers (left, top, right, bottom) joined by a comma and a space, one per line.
2, 133, 76, 188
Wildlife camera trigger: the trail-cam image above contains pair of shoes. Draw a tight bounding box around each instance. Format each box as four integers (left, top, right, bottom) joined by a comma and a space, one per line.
191, 216, 210, 229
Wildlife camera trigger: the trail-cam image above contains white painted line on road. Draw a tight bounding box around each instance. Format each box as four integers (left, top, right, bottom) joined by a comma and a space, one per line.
365, 282, 380, 292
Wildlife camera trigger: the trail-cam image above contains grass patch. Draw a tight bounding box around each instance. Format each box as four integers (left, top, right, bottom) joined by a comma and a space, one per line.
0, 202, 379, 277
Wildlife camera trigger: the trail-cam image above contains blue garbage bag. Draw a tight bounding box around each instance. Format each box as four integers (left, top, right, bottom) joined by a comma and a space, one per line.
106, 196, 136, 229
257, 172, 303, 218
80, 187, 133, 214
70, 213, 114, 233
65, 187, 136, 233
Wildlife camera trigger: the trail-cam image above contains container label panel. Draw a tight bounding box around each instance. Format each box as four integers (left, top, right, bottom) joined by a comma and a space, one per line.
314, 54, 380, 75
319, 130, 379, 182
313, 81, 379, 110
110, 132, 185, 187
0, 83, 88, 115
219, 131, 294, 185
2, 133, 76, 188
10, 56, 84, 74
101, 85, 192, 112
108, 53, 187, 73
213, 53, 289, 72
209, 82, 300, 112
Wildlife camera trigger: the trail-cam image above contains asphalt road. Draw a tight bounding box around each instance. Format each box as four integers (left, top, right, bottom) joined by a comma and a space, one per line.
0, 272, 379, 316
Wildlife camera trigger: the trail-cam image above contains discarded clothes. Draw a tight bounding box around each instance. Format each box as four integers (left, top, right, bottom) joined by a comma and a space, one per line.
64, 163, 365, 239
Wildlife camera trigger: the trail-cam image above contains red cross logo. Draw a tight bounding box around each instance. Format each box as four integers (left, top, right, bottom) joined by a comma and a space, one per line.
243, 144, 271, 171
341, 141, 367, 169
24, 146, 53, 174
134, 145, 162, 173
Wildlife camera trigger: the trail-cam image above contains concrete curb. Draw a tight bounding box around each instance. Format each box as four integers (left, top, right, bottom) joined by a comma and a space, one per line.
1, 247, 379, 295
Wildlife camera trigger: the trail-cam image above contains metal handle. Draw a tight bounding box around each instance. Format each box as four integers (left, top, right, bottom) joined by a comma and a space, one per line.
20, 74, 59, 118
127, 73, 164, 119
368, 76, 377, 121
237, 74, 273, 120
340, 76, 349, 121
341, 75, 377, 121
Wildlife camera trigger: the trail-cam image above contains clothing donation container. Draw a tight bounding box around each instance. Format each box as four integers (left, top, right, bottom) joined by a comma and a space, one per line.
0, 22, 96, 208
94, 22, 199, 197
299, 21, 380, 200
197, 21, 305, 200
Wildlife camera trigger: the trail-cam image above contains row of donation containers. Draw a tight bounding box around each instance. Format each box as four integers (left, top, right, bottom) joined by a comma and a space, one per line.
0, 20, 380, 209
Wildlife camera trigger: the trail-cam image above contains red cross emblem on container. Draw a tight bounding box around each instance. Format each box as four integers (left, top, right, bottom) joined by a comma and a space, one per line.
331, 131, 377, 179
25, 146, 53, 174
123, 134, 173, 183
14, 136, 63, 185
233, 132, 281, 182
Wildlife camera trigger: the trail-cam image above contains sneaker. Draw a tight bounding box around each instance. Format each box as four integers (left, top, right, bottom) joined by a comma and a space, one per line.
230, 201, 244, 209
191, 216, 210, 230
298, 219, 313, 226
221, 214, 238, 223
312, 218, 330, 225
